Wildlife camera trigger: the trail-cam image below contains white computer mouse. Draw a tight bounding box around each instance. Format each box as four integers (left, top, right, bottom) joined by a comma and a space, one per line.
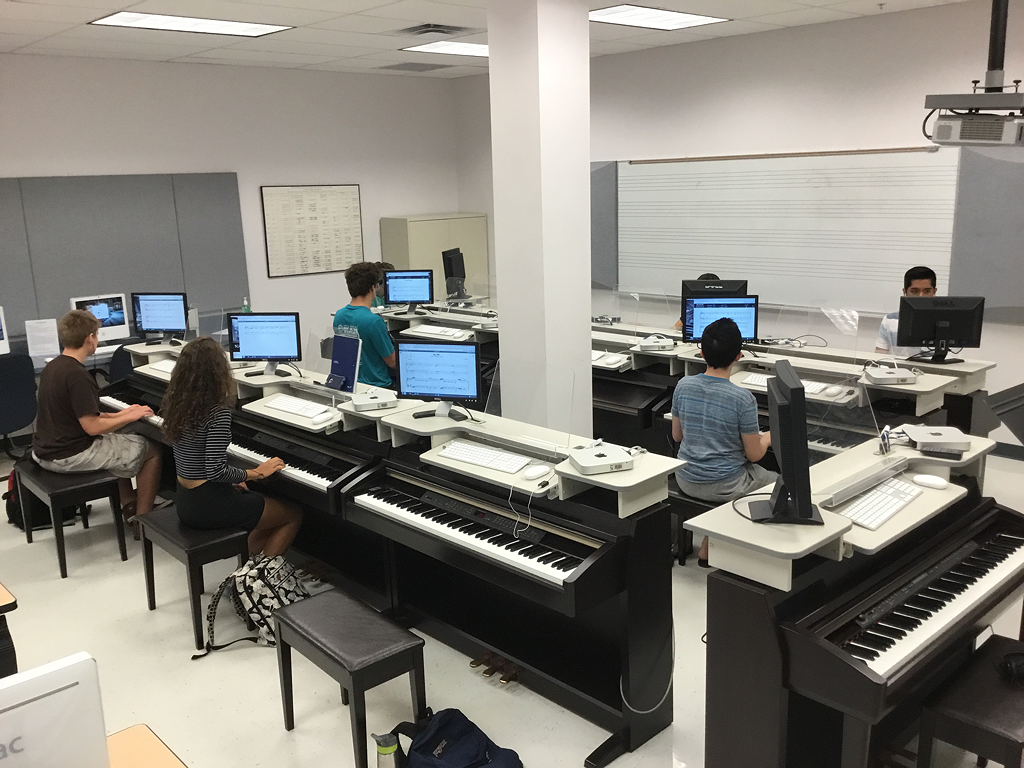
523, 465, 552, 481
604, 354, 626, 366
824, 385, 845, 397
912, 474, 948, 490
311, 411, 334, 425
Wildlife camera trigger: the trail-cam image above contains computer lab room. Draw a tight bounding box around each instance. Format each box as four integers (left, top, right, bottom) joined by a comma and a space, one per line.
3, 1, 1024, 767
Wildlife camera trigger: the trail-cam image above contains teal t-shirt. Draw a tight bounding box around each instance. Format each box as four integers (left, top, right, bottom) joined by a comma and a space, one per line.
371, 295, 385, 308
333, 304, 395, 387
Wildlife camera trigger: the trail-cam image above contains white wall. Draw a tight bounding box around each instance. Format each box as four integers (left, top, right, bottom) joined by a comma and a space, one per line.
0, 54, 462, 341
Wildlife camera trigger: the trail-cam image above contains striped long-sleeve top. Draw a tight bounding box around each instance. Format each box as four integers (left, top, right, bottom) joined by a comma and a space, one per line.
172, 407, 247, 485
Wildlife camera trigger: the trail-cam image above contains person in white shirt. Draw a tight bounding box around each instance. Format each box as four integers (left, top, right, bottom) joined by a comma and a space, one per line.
875, 266, 937, 357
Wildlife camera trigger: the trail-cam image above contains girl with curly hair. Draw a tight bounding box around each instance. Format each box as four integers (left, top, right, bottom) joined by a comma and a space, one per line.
161, 336, 301, 557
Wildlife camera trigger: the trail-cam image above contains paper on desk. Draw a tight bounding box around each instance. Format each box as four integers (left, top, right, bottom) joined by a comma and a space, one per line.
25, 318, 60, 358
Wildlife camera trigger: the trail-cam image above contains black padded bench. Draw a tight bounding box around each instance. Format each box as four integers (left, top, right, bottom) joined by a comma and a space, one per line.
14, 459, 126, 578
137, 506, 250, 650
667, 475, 715, 565
275, 589, 427, 768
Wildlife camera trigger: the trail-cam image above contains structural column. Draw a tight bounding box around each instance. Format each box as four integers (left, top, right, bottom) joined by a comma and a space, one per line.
488, 0, 593, 436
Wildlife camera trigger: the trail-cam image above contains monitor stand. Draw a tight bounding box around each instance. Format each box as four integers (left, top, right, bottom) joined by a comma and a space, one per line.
391, 302, 428, 319
412, 401, 468, 422
146, 332, 182, 346
244, 361, 293, 378
909, 338, 963, 365
748, 487, 823, 526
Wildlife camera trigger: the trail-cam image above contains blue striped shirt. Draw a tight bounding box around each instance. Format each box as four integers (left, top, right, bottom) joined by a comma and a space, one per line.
671, 374, 760, 484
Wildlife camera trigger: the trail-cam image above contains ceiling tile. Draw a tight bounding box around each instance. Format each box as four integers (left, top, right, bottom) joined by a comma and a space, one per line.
13, 46, 185, 60
16, 34, 213, 57
356, 48, 485, 66
57, 22, 243, 48
683, 19, 783, 37
749, 6, 861, 25
0, 3, 111, 23
360, 0, 487, 27
288, 25, 408, 48
0, 32, 47, 52
225, 0, 402, 12
826, 0, 964, 13
0, 18, 80, 36
303, 13, 408, 33
605, 28, 716, 46
590, 39, 656, 57
587, 0, 805, 19
223, 37, 382, 56
172, 46, 339, 63
589, 21, 668, 41
12, 0, 136, 8
125, 0, 343, 26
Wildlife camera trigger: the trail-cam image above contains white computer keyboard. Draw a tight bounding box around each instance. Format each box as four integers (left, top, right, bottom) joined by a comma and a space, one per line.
414, 325, 463, 338
835, 476, 922, 530
150, 359, 176, 374
265, 395, 330, 419
591, 350, 606, 362
743, 372, 828, 394
438, 440, 533, 474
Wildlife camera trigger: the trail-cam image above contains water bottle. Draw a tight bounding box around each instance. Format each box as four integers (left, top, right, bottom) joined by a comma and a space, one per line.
242, 297, 251, 314
372, 733, 400, 768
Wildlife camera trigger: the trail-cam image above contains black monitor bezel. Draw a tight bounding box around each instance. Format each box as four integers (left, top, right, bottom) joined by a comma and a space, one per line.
896, 296, 985, 349
394, 339, 482, 405
384, 269, 434, 306
683, 295, 759, 343
441, 248, 466, 280
131, 292, 189, 334
680, 279, 748, 300
226, 312, 302, 363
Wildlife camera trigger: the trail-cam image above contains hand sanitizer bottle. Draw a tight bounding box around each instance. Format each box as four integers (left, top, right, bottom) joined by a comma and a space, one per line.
242, 297, 251, 314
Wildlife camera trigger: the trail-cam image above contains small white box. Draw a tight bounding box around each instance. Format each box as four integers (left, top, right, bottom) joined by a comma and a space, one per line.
568, 444, 634, 475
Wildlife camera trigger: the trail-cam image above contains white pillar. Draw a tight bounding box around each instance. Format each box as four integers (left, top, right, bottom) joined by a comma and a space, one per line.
488, 0, 593, 436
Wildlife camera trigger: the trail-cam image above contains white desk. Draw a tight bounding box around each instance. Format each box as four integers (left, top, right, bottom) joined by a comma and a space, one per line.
124, 341, 182, 368
242, 381, 405, 438
398, 324, 476, 342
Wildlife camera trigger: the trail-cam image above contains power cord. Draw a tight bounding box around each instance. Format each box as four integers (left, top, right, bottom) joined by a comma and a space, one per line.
619, 619, 675, 715
731, 492, 773, 520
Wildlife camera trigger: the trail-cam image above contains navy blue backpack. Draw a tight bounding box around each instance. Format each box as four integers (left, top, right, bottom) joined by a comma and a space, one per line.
391, 708, 522, 768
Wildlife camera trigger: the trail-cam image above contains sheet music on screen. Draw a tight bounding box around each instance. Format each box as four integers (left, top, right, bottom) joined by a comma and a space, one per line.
398, 343, 477, 400
231, 315, 300, 360
685, 296, 758, 341
134, 294, 187, 332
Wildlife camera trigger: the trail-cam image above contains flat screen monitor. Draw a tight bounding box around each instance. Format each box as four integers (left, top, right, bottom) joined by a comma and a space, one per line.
396, 339, 481, 422
326, 334, 361, 394
69, 293, 129, 342
897, 296, 985, 364
131, 292, 188, 339
384, 270, 433, 314
748, 359, 823, 526
683, 296, 758, 343
0, 306, 8, 356
681, 279, 748, 300
442, 248, 468, 300
227, 312, 301, 377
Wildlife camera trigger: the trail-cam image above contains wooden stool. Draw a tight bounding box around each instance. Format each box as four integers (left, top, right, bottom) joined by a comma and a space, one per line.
668, 476, 715, 565
274, 590, 427, 768
137, 507, 249, 650
917, 635, 1024, 768
14, 460, 126, 578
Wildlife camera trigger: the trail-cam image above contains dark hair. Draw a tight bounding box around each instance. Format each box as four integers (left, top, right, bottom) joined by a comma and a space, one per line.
701, 318, 742, 369
58, 310, 100, 348
161, 336, 235, 442
904, 266, 936, 289
346, 262, 381, 298
377, 261, 396, 273
698, 273, 720, 280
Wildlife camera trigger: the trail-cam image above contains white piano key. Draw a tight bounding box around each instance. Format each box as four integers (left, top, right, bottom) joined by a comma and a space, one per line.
100, 395, 163, 426
226, 443, 331, 492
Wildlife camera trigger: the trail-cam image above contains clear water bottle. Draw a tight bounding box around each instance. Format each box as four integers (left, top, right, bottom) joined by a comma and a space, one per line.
372, 733, 399, 768
242, 297, 251, 314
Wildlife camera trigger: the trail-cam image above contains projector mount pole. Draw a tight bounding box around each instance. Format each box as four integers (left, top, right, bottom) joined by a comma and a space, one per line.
985, 0, 1010, 92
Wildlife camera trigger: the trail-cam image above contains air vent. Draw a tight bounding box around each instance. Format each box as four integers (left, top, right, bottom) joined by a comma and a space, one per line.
377, 62, 453, 72
394, 23, 473, 36
958, 116, 1007, 142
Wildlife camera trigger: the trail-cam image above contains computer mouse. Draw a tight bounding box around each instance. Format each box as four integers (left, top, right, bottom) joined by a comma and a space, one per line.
311, 411, 334, 425
523, 465, 552, 481
912, 474, 948, 490
824, 385, 845, 397
603, 354, 626, 366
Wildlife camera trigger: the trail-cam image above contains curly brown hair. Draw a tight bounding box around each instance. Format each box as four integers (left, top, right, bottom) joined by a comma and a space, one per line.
161, 336, 236, 442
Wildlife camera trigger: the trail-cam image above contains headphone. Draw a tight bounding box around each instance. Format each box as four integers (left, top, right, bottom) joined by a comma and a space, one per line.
997, 653, 1024, 686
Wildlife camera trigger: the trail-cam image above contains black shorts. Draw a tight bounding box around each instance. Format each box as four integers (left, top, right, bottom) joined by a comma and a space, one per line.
175, 481, 264, 534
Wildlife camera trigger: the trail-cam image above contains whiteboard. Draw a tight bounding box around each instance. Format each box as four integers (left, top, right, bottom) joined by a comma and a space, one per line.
262, 185, 363, 278
617, 149, 960, 313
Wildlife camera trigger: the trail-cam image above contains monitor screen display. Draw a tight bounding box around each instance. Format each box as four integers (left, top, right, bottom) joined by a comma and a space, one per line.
385, 270, 433, 305
684, 296, 758, 342
396, 341, 479, 402
227, 313, 301, 362
69, 294, 129, 342
132, 292, 188, 333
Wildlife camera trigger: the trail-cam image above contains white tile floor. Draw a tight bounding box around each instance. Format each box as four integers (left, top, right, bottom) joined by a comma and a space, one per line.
1, 454, 1022, 768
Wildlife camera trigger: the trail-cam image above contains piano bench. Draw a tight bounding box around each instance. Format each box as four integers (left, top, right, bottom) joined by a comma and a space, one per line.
136, 507, 250, 651
667, 478, 715, 566
274, 590, 427, 768
917, 635, 1024, 768
13, 460, 127, 579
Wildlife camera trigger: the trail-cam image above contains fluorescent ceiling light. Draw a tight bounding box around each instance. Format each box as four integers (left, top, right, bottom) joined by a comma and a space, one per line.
403, 41, 489, 57
91, 12, 290, 37
589, 5, 727, 31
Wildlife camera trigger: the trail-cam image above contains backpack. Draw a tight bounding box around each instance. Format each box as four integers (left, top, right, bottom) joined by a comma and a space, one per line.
192, 554, 310, 659
4, 470, 66, 531
390, 708, 523, 768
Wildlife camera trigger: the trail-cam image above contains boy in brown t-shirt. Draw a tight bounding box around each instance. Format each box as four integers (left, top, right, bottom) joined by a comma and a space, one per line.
33, 310, 162, 521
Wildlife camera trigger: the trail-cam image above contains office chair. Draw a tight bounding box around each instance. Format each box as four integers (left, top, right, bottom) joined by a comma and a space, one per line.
0, 354, 37, 460
107, 344, 134, 384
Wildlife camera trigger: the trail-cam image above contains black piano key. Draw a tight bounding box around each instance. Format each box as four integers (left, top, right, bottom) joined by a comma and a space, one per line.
870, 624, 906, 640
521, 546, 549, 559
952, 563, 987, 578
461, 523, 488, 535
854, 633, 893, 651
434, 513, 461, 524
906, 596, 942, 612
897, 605, 931, 620
556, 558, 582, 571
474, 529, 499, 540
919, 587, 953, 603
505, 541, 532, 552
491, 534, 517, 546
970, 552, 1004, 566
844, 643, 879, 661
537, 552, 563, 565
933, 578, 968, 594
985, 543, 1016, 556
883, 614, 919, 630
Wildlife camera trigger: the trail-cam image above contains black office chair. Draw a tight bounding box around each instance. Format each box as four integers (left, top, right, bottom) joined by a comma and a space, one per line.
0, 354, 37, 460
107, 344, 134, 384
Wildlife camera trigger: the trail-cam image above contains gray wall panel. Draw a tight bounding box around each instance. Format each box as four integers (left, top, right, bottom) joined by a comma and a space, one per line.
591, 161, 618, 289
172, 173, 248, 312
20, 174, 184, 321
0, 179, 37, 336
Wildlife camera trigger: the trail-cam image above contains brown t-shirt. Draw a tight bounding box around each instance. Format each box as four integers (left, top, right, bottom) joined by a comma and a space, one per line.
33, 355, 100, 461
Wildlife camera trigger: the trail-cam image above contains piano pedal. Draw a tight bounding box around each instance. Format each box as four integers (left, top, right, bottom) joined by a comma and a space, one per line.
499, 665, 519, 685
469, 652, 493, 669
482, 661, 504, 678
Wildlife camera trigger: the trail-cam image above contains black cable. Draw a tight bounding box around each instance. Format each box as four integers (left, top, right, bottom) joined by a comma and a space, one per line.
731, 492, 773, 520
922, 108, 937, 140
791, 334, 828, 348
458, 405, 484, 423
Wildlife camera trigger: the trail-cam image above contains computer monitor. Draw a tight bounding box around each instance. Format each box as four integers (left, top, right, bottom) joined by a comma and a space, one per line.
384, 270, 434, 316
683, 296, 758, 343
897, 296, 985, 364
0, 306, 8, 356
748, 359, 823, 526
69, 293, 129, 342
395, 339, 481, 422
131, 292, 188, 344
326, 334, 361, 394
442, 248, 468, 301
681, 279, 748, 300
227, 312, 302, 378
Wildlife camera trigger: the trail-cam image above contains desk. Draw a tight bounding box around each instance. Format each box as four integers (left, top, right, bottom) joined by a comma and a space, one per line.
124, 342, 181, 368
398, 324, 476, 342
107, 725, 187, 768
0, 582, 16, 678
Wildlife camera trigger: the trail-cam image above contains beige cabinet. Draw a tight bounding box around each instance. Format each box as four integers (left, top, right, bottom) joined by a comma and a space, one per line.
379, 213, 489, 300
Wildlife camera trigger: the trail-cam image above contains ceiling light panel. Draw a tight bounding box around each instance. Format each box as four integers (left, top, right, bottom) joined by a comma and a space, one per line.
403, 40, 488, 56
91, 12, 290, 37
589, 5, 727, 30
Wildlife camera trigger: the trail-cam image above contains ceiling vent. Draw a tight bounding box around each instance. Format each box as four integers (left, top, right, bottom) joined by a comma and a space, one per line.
391, 23, 475, 37
377, 62, 453, 72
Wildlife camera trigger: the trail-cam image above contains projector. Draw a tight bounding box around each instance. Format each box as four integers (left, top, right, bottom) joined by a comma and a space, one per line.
925, 92, 1024, 146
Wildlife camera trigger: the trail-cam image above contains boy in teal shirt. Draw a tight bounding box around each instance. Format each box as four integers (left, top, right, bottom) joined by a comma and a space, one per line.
334, 262, 396, 387
370, 261, 395, 309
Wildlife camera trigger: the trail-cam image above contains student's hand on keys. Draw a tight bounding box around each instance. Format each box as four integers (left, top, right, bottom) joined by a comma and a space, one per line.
258, 457, 286, 477
127, 404, 154, 420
